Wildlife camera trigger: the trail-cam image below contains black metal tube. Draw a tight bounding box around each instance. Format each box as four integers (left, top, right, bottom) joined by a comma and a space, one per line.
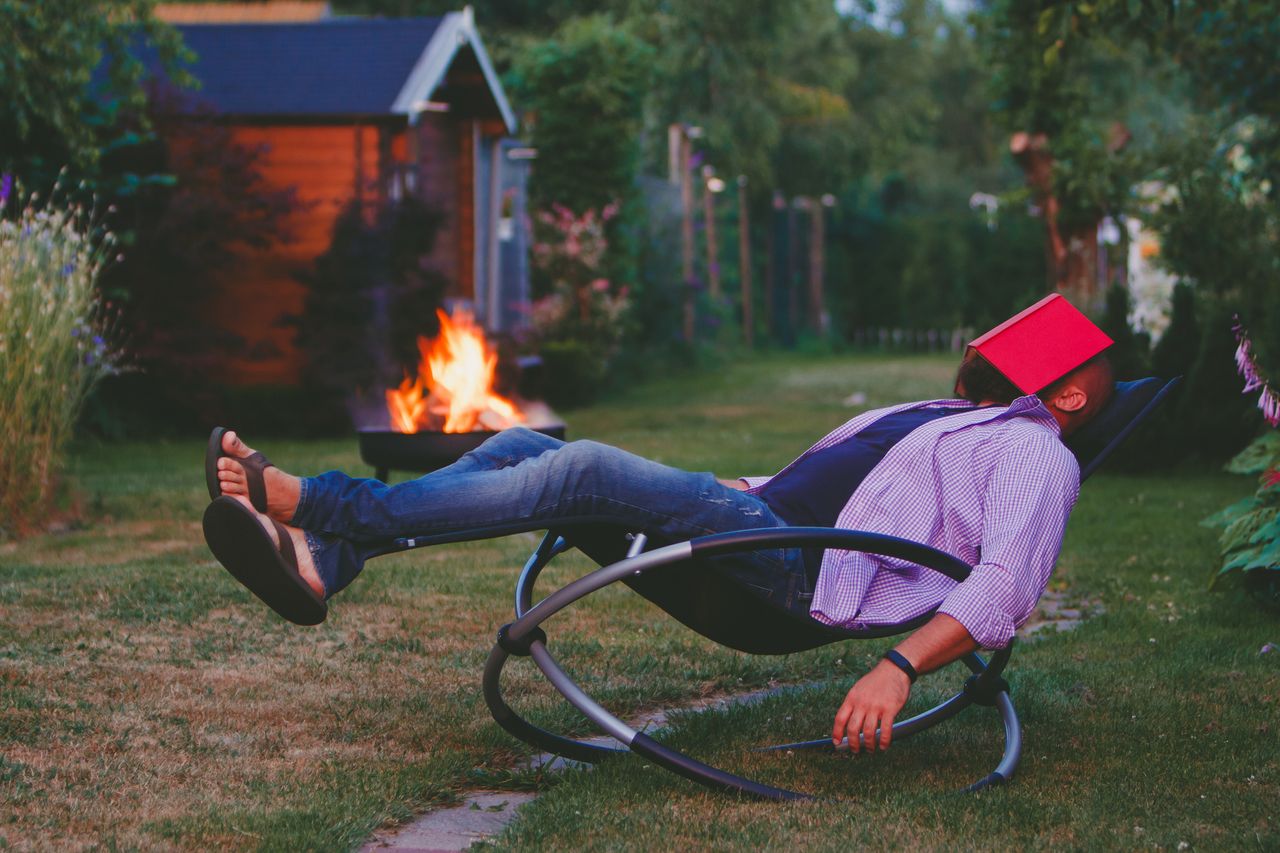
481, 642, 624, 764
630, 733, 810, 801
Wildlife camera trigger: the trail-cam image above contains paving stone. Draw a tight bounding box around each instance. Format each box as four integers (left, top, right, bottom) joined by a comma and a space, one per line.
361, 791, 538, 852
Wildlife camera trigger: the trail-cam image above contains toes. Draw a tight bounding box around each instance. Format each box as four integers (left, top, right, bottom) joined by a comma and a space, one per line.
218, 470, 245, 495
222, 430, 252, 458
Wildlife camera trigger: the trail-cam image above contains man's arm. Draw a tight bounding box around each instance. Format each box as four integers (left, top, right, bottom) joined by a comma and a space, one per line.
831, 613, 977, 753
833, 430, 1078, 752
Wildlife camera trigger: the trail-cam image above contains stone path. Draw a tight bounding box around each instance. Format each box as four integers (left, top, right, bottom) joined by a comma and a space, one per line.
361, 791, 539, 853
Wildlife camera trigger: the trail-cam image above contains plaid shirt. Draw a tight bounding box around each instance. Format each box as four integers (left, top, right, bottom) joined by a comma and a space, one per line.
743, 395, 1080, 648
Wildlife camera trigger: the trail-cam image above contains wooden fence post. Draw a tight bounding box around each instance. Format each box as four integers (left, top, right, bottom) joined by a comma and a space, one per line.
737, 176, 753, 348
702, 166, 721, 300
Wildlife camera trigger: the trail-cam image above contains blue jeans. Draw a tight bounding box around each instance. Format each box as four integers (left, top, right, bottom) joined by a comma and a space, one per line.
291, 427, 808, 607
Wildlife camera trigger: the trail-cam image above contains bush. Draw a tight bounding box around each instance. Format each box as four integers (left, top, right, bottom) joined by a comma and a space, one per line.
0, 185, 118, 535
1202, 432, 1280, 612
523, 204, 631, 407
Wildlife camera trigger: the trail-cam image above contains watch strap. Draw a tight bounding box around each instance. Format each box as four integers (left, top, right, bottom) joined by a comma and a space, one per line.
883, 649, 918, 683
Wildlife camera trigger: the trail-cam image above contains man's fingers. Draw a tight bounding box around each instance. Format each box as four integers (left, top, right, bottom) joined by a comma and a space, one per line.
844, 710, 866, 753
879, 711, 895, 751
862, 711, 879, 753
832, 697, 855, 745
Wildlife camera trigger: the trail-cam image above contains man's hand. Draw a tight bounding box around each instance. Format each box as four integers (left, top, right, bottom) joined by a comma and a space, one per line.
832, 660, 911, 753
829, 613, 980, 753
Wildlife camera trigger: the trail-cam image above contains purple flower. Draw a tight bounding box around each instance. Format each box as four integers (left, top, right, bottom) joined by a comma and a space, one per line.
92, 335, 104, 346
1234, 315, 1280, 426
62, 263, 76, 277
1262, 386, 1280, 427
0, 173, 11, 207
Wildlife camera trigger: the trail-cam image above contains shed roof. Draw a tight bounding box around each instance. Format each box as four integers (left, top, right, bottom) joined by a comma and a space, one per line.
167, 11, 515, 130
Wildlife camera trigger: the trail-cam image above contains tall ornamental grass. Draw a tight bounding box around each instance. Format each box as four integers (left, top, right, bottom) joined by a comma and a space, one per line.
0, 184, 119, 536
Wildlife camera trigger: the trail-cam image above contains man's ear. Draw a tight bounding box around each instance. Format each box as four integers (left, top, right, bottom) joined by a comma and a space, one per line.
1049, 384, 1088, 413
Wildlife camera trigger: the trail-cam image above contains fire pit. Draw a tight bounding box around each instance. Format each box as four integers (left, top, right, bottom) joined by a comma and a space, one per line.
358, 423, 567, 482
359, 307, 565, 481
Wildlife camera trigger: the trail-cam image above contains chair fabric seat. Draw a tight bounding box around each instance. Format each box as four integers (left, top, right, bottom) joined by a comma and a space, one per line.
623, 561, 933, 655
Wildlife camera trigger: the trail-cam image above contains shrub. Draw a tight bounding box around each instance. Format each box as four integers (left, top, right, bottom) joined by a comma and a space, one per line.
1202, 432, 1280, 613
0, 183, 119, 535
523, 204, 631, 407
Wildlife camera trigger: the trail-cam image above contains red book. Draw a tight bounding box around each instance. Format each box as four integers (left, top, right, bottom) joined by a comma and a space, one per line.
969, 294, 1113, 393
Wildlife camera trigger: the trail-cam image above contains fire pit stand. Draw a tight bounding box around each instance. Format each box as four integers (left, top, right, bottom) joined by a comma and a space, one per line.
358, 425, 567, 482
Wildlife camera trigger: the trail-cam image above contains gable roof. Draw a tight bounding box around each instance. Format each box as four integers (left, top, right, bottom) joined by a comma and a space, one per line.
169, 10, 515, 130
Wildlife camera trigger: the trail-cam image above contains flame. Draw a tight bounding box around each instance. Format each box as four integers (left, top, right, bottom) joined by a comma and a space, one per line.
386, 308, 525, 434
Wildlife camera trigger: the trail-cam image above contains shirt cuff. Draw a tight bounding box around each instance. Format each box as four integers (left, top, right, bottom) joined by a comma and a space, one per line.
740, 476, 772, 490
936, 575, 1017, 649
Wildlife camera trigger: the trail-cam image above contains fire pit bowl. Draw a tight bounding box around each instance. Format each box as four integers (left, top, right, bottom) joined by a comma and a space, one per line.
358, 424, 567, 482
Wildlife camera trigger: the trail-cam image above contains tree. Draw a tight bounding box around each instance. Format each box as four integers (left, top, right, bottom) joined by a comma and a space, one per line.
0, 0, 187, 189
510, 16, 653, 216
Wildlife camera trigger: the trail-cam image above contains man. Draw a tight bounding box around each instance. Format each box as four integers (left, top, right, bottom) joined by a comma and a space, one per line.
203, 294, 1115, 756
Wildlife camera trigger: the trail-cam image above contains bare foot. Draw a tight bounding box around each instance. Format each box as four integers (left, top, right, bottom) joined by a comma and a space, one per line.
216, 430, 302, 523
229, 495, 325, 598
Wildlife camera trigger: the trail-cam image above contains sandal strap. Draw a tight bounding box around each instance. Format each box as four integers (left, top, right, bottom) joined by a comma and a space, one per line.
240, 451, 276, 514
271, 519, 297, 568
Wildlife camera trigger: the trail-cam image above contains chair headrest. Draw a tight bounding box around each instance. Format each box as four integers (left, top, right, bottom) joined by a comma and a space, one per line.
1065, 376, 1182, 482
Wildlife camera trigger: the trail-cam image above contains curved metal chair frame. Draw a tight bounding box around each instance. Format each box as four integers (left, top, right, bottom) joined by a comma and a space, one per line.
477, 526, 1020, 801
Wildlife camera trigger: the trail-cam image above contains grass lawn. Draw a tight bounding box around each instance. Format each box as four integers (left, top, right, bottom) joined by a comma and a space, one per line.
1, 352, 1275, 850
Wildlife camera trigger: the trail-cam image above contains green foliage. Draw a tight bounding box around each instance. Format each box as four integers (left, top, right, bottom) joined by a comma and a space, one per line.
1203, 433, 1280, 609
0, 0, 188, 190
1170, 302, 1258, 459
1153, 120, 1280, 373
1150, 282, 1198, 379
1225, 431, 1280, 476
0, 187, 120, 535
981, 1, 1191, 226
1099, 283, 1149, 379
828, 196, 1045, 336
626, 0, 857, 194
512, 16, 652, 216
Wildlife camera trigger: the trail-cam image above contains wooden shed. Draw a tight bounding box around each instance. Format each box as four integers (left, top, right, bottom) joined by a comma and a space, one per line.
160, 8, 529, 385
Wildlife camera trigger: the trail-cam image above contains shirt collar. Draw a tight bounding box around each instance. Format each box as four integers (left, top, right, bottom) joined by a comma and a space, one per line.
1001, 394, 1062, 436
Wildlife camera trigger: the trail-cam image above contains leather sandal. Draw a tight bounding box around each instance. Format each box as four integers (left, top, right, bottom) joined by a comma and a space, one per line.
206, 426, 277, 514
202, 496, 327, 625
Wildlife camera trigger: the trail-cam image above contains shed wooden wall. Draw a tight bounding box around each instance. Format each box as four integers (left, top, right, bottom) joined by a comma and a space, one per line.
197, 112, 501, 381
204, 117, 483, 386
202, 123, 384, 384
